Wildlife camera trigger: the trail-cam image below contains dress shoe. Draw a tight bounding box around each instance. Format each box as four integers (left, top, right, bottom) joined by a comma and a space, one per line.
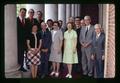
50, 71, 55, 76
19, 67, 27, 72
55, 72, 59, 77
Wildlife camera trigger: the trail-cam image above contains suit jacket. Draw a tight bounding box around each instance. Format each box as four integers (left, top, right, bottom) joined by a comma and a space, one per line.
76, 27, 81, 50
51, 30, 63, 50
92, 33, 105, 59
36, 18, 44, 31
17, 17, 28, 50
80, 25, 95, 47
40, 30, 52, 52
26, 17, 39, 34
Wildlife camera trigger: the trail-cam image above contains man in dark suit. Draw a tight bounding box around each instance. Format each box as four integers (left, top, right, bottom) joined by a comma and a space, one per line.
73, 17, 82, 74
17, 8, 28, 72
92, 24, 105, 78
26, 9, 39, 35
36, 11, 44, 32
79, 16, 95, 77
39, 22, 52, 78
46, 19, 53, 31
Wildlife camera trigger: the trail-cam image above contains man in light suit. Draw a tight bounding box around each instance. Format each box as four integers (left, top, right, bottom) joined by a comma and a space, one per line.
79, 16, 95, 77
92, 24, 105, 78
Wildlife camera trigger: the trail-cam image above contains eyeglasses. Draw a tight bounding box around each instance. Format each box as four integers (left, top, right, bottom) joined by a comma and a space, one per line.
29, 12, 34, 13
75, 20, 80, 21
53, 25, 58, 26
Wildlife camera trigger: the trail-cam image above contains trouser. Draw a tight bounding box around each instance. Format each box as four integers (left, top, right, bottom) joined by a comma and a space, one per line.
18, 47, 24, 68
95, 57, 104, 78
81, 47, 94, 76
72, 48, 82, 73
39, 52, 49, 75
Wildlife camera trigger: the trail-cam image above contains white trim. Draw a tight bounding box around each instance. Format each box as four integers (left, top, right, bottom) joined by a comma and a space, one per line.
104, 4, 109, 78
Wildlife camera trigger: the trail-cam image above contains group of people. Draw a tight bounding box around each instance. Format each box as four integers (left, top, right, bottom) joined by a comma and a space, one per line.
17, 8, 105, 79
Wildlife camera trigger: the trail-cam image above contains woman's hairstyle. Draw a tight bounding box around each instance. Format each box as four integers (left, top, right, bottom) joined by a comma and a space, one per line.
94, 24, 102, 29
31, 24, 38, 31
67, 22, 74, 29
53, 21, 60, 27
32, 24, 38, 28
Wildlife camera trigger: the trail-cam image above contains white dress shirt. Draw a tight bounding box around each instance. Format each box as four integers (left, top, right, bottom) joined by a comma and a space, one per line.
19, 16, 25, 23
96, 33, 101, 39
86, 24, 91, 31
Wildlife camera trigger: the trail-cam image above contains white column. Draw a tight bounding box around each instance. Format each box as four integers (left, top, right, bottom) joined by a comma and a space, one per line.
45, 4, 58, 22
98, 4, 103, 29
75, 4, 78, 17
71, 4, 75, 17
77, 4, 80, 16
104, 4, 109, 78
5, 4, 21, 78
26, 4, 44, 18
66, 4, 71, 23
58, 4, 66, 28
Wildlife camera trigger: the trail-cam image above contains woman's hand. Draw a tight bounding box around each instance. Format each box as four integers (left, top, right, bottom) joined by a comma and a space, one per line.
73, 48, 76, 54
30, 49, 36, 54
58, 47, 61, 54
34, 48, 40, 54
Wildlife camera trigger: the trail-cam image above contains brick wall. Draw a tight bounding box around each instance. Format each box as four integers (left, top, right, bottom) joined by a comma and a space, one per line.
104, 4, 115, 78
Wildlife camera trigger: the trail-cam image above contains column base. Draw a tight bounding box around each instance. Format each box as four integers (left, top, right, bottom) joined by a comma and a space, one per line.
5, 70, 22, 78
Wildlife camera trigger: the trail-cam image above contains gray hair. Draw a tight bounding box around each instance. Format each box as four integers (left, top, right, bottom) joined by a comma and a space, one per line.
84, 15, 91, 20
94, 24, 102, 29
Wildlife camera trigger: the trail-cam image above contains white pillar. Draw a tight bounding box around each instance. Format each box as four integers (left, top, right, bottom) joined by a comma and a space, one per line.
75, 4, 78, 17
104, 4, 109, 78
66, 4, 71, 23
26, 4, 44, 18
98, 4, 103, 29
71, 4, 75, 17
5, 4, 21, 78
77, 4, 80, 16
58, 4, 66, 28
45, 4, 58, 22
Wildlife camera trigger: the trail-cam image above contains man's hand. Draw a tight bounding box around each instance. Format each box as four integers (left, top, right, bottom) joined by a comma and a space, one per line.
91, 54, 95, 60
41, 48, 48, 52
102, 55, 105, 60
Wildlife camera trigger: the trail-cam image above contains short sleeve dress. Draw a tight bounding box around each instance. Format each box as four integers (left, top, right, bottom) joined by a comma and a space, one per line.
63, 30, 78, 64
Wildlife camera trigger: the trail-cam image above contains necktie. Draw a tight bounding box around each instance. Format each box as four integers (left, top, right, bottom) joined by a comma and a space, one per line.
85, 27, 88, 38
21, 19, 24, 26
43, 31, 45, 36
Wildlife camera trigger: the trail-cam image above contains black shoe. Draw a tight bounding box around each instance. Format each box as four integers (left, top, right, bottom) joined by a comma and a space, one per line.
19, 68, 27, 72
88, 75, 93, 79
88, 76, 93, 79
41, 74, 46, 78
81, 74, 88, 78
